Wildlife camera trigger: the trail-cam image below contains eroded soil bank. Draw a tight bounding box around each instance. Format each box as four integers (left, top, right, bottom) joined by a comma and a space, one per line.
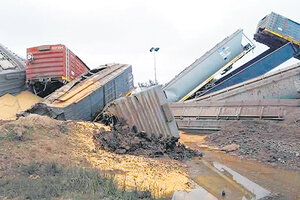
206, 120, 300, 170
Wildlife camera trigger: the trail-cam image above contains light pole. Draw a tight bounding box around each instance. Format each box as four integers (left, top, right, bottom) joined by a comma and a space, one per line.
150, 47, 159, 84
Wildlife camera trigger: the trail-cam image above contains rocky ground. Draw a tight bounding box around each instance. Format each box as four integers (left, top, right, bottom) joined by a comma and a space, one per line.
93, 122, 202, 160
206, 120, 300, 170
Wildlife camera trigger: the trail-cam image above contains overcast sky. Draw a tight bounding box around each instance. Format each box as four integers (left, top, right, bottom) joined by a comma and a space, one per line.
0, 0, 299, 85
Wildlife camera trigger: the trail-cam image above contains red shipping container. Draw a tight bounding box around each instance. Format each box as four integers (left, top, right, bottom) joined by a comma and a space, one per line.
26, 44, 89, 83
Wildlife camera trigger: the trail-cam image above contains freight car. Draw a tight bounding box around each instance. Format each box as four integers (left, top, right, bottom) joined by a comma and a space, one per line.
163, 29, 254, 102
254, 12, 300, 50
26, 44, 90, 97
25, 63, 134, 121
0, 43, 26, 97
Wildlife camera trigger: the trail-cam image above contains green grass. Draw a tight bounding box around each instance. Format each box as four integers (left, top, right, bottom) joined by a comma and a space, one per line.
0, 162, 166, 200
0, 123, 34, 141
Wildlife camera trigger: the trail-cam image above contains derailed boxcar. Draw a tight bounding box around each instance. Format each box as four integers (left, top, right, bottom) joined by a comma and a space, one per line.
163, 29, 254, 102
25, 63, 134, 121
0, 43, 26, 97
254, 12, 300, 49
26, 44, 90, 97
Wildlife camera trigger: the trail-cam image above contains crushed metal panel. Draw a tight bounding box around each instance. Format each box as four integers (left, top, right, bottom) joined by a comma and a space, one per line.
105, 85, 179, 138
0, 43, 26, 96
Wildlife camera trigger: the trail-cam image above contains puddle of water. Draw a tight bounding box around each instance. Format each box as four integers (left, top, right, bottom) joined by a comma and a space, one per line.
172, 186, 218, 200
213, 162, 271, 199
179, 132, 300, 199
173, 160, 271, 200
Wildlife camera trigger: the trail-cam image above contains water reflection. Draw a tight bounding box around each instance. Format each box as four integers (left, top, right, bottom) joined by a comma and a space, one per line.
173, 161, 271, 200
172, 186, 217, 200
213, 162, 270, 199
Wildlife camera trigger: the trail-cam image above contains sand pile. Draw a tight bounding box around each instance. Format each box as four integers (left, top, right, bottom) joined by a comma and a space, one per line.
0, 91, 42, 120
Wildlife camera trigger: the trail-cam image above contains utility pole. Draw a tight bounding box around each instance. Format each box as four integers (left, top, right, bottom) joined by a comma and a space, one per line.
150, 47, 159, 84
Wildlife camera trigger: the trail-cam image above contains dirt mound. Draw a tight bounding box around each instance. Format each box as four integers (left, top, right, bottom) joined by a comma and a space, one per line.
0, 114, 68, 142
16, 114, 64, 127
0, 114, 195, 197
93, 123, 202, 160
206, 120, 300, 170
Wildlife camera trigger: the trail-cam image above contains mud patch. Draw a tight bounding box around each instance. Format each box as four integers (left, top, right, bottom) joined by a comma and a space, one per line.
206, 120, 300, 170
93, 123, 202, 160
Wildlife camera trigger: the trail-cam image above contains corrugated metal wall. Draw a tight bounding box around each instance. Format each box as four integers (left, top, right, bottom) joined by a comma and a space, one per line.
104, 85, 179, 138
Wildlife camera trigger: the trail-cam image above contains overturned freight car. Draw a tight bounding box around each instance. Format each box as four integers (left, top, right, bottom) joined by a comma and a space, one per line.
24, 63, 134, 121
26, 44, 90, 97
0, 43, 26, 97
254, 12, 300, 50
102, 85, 179, 138
190, 12, 300, 97
163, 29, 254, 102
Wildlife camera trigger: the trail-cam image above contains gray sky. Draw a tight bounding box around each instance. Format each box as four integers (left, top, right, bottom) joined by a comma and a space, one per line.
0, 0, 299, 84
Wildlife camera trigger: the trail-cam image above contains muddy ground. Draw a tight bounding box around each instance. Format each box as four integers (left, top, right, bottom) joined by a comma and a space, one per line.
0, 114, 195, 198
93, 123, 202, 160
206, 120, 300, 170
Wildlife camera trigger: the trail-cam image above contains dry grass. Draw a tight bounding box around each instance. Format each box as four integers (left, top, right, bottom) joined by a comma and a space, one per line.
0, 162, 163, 200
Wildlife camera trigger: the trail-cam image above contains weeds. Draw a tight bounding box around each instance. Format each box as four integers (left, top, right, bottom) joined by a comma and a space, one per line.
0, 124, 34, 141
0, 162, 166, 200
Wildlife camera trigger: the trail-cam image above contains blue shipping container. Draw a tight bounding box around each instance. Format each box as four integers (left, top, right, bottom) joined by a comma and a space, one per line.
254, 12, 300, 49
